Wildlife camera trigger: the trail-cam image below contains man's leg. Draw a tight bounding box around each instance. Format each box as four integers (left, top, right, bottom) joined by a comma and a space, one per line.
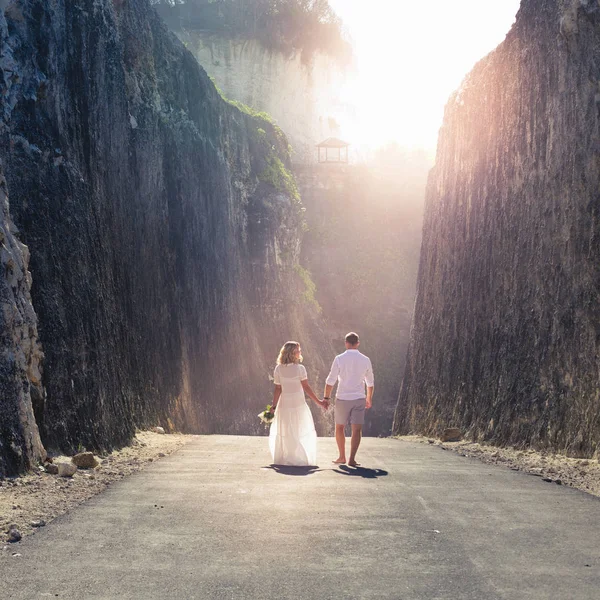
333, 401, 349, 463
348, 398, 366, 466
348, 424, 362, 466
334, 424, 346, 463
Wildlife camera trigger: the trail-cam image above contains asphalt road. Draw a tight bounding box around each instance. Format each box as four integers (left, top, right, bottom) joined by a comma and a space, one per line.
2, 436, 599, 599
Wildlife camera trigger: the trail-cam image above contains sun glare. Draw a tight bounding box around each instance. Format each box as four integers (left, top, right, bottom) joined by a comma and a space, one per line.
329, 0, 522, 154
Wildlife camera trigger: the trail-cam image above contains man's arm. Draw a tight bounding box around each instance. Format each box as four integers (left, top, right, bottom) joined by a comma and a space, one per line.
324, 357, 339, 401
365, 359, 374, 409
324, 383, 334, 401
366, 386, 374, 409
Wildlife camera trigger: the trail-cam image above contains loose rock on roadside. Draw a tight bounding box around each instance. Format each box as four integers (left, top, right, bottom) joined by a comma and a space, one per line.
0, 431, 191, 545
72, 452, 99, 469
402, 435, 600, 498
57, 462, 77, 478
7, 525, 21, 543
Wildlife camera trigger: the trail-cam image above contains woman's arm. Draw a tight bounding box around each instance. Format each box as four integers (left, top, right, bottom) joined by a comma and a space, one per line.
301, 379, 326, 408
273, 384, 282, 409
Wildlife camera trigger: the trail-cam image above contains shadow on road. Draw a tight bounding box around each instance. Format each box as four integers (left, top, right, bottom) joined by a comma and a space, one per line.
264, 465, 322, 476
333, 465, 389, 479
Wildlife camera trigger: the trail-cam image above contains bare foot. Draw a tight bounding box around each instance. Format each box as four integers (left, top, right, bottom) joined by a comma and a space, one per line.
332, 458, 346, 464
348, 460, 361, 467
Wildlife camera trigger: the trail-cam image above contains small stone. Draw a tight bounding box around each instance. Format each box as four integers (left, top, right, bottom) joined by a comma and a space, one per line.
8, 527, 22, 543
441, 428, 462, 442
57, 462, 77, 477
427, 439, 435, 444
30, 520, 46, 528
72, 452, 99, 469
45, 463, 59, 475
555, 479, 562, 485
157, 452, 166, 458
542, 477, 553, 483
153, 427, 165, 434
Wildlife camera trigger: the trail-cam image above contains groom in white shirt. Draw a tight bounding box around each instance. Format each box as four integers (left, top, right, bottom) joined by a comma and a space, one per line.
324, 332, 374, 467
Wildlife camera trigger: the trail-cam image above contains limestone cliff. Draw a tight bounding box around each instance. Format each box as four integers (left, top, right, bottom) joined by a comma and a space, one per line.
0, 0, 331, 475
163, 30, 349, 164
394, 0, 600, 457
0, 167, 46, 474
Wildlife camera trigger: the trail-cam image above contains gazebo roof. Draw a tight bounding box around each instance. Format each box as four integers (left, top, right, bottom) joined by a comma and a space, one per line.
316, 137, 350, 148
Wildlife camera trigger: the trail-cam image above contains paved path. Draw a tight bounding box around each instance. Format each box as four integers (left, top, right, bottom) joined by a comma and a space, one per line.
2, 436, 600, 599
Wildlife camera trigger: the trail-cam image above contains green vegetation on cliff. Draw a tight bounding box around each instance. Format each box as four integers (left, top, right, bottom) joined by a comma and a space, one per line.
294, 264, 321, 313
259, 155, 300, 202
211, 77, 291, 154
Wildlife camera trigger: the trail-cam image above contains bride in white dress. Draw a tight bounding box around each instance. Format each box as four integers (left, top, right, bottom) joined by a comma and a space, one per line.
269, 341, 328, 466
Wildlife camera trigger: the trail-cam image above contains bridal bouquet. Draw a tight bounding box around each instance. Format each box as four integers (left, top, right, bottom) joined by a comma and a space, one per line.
258, 404, 275, 425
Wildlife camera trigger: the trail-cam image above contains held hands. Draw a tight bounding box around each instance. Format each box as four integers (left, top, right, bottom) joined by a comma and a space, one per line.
320, 398, 330, 410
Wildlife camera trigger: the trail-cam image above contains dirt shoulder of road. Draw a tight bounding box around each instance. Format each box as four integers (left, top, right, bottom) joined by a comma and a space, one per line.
401, 435, 600, 497
1, 431, 192, 546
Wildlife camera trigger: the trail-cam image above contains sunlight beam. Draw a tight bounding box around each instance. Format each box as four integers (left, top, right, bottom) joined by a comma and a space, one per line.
328, 0, 522, 152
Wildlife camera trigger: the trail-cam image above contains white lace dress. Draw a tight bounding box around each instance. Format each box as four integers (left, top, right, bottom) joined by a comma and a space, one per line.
269, 363, 317, 466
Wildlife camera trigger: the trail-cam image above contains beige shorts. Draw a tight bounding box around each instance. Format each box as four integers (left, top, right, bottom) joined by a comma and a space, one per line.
335, 398, 366, 426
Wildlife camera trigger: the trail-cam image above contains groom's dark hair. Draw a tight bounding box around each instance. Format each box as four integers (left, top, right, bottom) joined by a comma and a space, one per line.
345, 332, 359, 346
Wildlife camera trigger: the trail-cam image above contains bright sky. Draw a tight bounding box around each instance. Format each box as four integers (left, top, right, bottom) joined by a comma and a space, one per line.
328, 0, 522, 154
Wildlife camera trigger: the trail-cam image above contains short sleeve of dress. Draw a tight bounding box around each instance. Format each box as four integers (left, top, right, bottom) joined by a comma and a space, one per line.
273, 365, 281, 385
299, 364, 308, 381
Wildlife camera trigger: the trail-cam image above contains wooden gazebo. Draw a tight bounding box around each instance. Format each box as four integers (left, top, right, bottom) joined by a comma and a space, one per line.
316, 137, 349, 164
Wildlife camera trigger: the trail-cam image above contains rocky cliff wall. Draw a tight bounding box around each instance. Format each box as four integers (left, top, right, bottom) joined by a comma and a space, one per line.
394, 0, 600, 457
0, 166, 46, 474
168, 30, 349, 164
0, 0, 331, 475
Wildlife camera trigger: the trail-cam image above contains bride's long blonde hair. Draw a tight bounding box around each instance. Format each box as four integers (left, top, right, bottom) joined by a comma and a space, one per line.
277, 341, 303, 365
